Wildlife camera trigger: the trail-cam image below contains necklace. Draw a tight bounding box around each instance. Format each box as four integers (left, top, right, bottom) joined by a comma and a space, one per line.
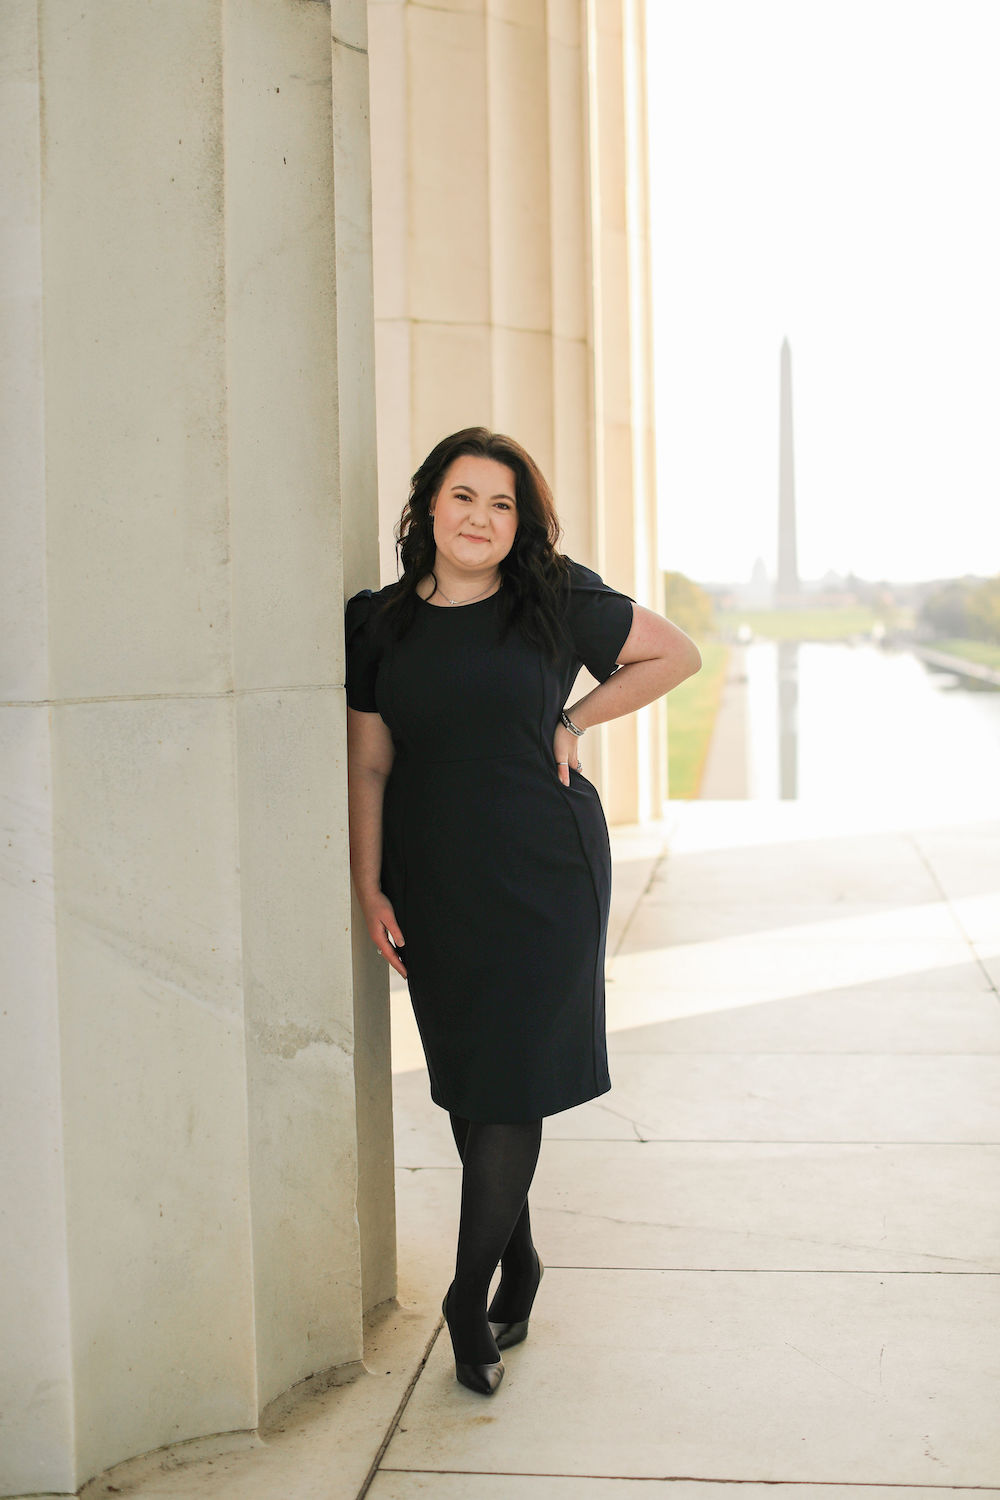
432, 574, 502, 606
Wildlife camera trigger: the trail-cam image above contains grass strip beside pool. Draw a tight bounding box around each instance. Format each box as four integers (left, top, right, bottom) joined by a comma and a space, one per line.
717, 606, 887, 640
668, 641, 730, 799
931, 638, 1000, 671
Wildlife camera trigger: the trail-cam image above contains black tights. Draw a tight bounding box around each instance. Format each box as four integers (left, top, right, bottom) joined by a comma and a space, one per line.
446, 1113, 543, 1363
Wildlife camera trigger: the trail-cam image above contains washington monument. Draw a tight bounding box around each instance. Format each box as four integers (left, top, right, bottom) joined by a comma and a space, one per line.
777, 338, 799, 602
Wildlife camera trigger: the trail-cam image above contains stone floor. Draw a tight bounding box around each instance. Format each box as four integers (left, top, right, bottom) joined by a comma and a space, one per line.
83, 800, 1000, 1499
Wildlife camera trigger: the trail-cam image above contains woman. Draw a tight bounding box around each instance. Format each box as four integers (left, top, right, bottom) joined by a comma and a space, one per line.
345, 427, 700, 1397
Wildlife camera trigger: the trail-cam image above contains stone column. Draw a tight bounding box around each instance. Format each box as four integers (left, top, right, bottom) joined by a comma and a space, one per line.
0, 2, 389, 1494
585, 0, 665, 822
368, 0, 664, 822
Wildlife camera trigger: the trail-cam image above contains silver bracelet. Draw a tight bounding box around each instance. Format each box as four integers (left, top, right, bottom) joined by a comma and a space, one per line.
560, 709, 584, 737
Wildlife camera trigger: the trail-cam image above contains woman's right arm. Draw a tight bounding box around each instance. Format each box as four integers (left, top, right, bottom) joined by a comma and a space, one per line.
347, 707, 407, 978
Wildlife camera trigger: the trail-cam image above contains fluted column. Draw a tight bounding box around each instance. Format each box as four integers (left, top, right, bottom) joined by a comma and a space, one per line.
0, 2, 388, 1493
586, 0, 665, 822
368, 0, 663, 821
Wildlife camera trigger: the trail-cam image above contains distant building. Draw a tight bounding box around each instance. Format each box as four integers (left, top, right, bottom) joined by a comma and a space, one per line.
739, 555, 773, 608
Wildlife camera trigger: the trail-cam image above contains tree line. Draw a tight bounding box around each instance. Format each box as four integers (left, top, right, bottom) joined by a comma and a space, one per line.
920, 575, 1000, 644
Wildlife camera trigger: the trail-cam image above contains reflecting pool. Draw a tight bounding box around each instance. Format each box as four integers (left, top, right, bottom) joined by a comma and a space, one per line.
744, 641, 1000, 808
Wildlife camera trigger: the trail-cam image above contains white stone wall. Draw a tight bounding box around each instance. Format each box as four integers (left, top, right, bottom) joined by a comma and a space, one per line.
0, 2, 390, 1493
368, 0, 665, 821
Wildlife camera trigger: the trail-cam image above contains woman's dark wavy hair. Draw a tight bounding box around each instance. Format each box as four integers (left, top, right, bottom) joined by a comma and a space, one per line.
379, 427, 570, 656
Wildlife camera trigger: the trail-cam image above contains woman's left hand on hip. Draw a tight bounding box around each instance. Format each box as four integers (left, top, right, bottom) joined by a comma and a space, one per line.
553, 721, 583, 786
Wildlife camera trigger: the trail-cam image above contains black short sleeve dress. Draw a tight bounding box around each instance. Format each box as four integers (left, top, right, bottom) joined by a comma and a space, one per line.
345, 558, 634, 1123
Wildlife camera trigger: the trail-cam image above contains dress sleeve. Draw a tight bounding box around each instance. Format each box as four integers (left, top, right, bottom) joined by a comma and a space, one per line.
344, 589, 381, 712
563, 558, 635, 682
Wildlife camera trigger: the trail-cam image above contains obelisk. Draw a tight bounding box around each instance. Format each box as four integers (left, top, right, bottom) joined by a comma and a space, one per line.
777, 338, 799, 603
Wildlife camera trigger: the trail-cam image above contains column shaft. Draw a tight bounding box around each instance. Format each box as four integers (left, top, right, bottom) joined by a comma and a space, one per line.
369, 0, 663, 822
0, 2, 387, 1490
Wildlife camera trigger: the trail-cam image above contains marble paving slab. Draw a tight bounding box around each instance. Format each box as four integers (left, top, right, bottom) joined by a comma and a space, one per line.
621, 897, 964, 946
597, 1051, 1000, 1143
371, 1479, 1000, 1500
973, 944, 1000, 991
525, 1140, 1000, 1273
604, 982, 1000, 1052
610, 930, 977, 997
394, 1141, 1000, 1278
381, 1268, 1000, 1486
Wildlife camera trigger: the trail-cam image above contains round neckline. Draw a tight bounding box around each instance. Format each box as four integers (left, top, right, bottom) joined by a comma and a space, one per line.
417, 586, 502, 610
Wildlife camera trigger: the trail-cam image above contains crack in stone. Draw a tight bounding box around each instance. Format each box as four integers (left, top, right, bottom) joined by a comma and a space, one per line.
542, 1207, 987, 1265
588, 1099, 651, 1142
783, 1339, 877, 1398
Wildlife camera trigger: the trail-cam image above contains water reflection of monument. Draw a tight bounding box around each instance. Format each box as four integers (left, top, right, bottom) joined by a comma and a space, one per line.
778, 641, 799, 798
777, 337, 800, 605
777, 339, 799, 796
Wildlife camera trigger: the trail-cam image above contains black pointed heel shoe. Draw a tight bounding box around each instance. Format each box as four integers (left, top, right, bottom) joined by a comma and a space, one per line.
488, 1254, 545, 1351
442, 1286, 504, 1396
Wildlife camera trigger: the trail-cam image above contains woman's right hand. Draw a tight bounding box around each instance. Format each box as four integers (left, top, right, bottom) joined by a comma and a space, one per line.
361, 891, 407, 978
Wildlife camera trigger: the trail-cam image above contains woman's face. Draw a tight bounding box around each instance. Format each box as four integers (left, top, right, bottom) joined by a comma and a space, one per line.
430, 455, 519, 574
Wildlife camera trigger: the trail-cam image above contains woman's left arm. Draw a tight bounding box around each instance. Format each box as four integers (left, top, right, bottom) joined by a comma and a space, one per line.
553, 605, 701, 785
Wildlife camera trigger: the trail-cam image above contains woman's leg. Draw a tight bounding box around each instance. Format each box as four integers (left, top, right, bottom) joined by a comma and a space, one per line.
444, 1116, 543, 1363
448, 1114, 541, 1319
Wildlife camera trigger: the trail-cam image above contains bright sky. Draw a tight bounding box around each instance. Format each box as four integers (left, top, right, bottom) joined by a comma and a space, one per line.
646, 1, 1000, 586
